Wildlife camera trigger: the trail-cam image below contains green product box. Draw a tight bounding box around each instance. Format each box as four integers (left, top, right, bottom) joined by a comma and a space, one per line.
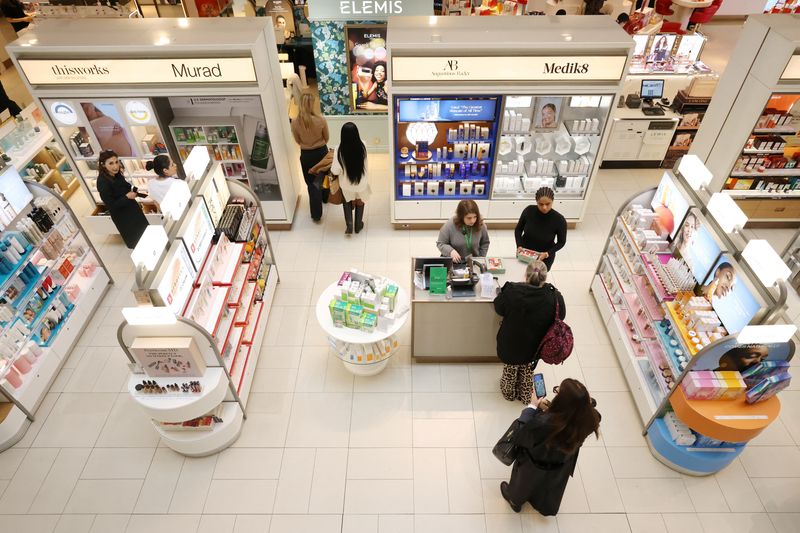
330, 299, 348, 327
347, 304, 364, 328
360, 312, 378, 333
384, 284, 398, 310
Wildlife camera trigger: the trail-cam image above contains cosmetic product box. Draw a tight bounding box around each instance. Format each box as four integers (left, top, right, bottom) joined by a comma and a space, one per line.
681, 374, 722, 400
487, 257, 505, 274
715, 371, 746, 400
346, 304, 363, 328
360, 312, 377, 333
129, 337, 206, 378
516, 248, 539, 263
444, 181, 456, 196
741, 360, 791, 387
745, 372, 791, 404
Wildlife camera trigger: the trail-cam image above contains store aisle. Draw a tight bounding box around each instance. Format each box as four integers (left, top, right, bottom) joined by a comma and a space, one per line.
0, 155, 798, 533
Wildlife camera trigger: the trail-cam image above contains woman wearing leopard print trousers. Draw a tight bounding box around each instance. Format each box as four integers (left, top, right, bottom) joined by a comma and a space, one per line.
493, 260, 566, 402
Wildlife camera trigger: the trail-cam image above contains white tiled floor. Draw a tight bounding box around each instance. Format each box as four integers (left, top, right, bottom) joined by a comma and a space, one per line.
1, 151, 798, 533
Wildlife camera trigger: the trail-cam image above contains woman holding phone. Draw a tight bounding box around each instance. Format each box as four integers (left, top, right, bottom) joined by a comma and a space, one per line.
96, 150, 149, 249
500, 378, 601, 515
493, 260, 565, 402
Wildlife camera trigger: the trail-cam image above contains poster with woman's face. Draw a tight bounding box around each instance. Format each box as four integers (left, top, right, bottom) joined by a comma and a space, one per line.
80, 101, 134, 157
649, 34, 677, 62
346, 24, 388, 114
265, 0, 296, 39
687, 336, 792, 373
533, 97, 562, 131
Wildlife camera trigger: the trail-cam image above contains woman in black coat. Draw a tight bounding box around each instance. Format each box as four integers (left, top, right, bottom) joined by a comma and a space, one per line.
501, 378, 601, 516
96, 150, 148, 249
493, 260, 565, 402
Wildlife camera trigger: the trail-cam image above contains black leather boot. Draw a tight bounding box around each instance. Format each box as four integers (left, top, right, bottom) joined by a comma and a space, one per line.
343, 202, 353, 235
354, 203, 364, 233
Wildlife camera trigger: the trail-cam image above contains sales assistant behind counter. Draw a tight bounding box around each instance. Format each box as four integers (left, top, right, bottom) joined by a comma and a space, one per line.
437, 199, 490, 262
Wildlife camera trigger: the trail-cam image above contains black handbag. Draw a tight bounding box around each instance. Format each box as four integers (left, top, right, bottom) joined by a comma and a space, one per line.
492, 418, 524, 466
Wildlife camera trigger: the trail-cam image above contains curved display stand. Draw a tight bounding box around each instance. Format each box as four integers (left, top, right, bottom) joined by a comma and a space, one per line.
0, 175, 113, 451
591, 170, 794, 475
117, 161, 279, 456
315, 278, 409, 376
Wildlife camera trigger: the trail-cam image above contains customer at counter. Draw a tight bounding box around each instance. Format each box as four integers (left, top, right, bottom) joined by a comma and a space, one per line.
494, 260, 565, 402
436, 199, 490, 262
514, 187, 567, 270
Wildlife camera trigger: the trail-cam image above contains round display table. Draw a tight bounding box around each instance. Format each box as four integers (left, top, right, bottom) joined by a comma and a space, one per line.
315, 279, 409, 376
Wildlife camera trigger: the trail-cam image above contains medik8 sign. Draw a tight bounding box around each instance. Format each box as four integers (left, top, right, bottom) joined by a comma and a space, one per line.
18, 58, 257, 85
391, 56, 628, 82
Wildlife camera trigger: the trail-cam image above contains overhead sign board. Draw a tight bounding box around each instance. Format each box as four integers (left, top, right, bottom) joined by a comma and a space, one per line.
392, 56, 628, 82
308, 0, 431, 20
18, 58, 257, 85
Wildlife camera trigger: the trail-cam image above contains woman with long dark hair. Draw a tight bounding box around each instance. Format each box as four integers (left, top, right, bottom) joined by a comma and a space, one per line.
501, 378, 601, 516
96, 150, 149, 249
331, 122, 371, 234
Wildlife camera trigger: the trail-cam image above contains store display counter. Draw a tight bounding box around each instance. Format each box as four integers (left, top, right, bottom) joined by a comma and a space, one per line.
411, 257, 527, 362
316, 277, 408, 376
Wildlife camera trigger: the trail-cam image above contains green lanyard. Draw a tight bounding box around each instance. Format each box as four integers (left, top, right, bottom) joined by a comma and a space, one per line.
464, 226, 473, 255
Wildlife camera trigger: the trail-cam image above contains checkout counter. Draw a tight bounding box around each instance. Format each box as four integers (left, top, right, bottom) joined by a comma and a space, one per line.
411, 257, 528, 362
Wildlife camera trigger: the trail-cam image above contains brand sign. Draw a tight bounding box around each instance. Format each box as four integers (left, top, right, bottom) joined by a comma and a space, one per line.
308, 0, 431, 20
392, 56, 628, 82
49, 101, 77, 125
125, 100, 152, 124
18, 58, 257, 85
781, 55, 800, 80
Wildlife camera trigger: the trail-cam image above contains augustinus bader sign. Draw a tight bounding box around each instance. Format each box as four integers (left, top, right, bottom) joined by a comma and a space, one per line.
17, 58, 258, 85
391, 56, 628, 82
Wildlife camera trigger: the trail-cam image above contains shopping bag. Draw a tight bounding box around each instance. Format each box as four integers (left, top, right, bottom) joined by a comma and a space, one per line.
492, 419, 524, 466
328, 177, 344, 205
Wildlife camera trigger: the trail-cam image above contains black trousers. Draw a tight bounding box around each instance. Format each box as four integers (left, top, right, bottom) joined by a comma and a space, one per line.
543, 252, 555, 271
299, 146, 328, 220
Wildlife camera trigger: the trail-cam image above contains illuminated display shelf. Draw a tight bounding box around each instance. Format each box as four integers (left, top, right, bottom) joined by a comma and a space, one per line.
592, 178, 792, 475
119, 163, 279, 456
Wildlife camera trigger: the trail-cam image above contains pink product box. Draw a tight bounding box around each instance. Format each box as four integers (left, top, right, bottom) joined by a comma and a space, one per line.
78, 262, 96, 277
681, 374, 723, 400
64, 285, 81, 302
337, 272, 351, 286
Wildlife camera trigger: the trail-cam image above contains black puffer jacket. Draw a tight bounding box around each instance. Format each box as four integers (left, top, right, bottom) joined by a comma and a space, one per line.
493, 282, 566, 365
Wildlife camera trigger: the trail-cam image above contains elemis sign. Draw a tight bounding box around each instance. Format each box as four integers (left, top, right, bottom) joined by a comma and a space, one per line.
308, 0, 431, 20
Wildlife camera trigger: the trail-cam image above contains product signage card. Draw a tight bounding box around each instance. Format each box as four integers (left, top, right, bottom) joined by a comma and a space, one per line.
701, 254, 761, 335
688, 336, 792, 373
391, 56, 627, 82
177, 199, 215, 271
398, 98, 497, 122
429, 266, 447, 295
18, 58, 257, 85
674, 211, 722, 285
154, 240, 197, 315
130, 336, 206, 377
346, 24, 388, 113
650, 172, 690, 239
308, 0, 431, 20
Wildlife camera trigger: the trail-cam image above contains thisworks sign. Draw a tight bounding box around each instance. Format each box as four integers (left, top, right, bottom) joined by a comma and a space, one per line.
18, 58, 258, 85
392, 56, 628, 82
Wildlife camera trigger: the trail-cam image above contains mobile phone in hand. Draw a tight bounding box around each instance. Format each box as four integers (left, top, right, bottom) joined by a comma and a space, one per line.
533, 373, 547, 399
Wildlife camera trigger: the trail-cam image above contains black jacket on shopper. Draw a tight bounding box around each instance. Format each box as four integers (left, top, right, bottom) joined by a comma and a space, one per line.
493, 282, 566, 365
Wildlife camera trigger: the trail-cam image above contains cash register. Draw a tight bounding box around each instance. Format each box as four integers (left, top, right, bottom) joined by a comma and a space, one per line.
641, 79, 666, 116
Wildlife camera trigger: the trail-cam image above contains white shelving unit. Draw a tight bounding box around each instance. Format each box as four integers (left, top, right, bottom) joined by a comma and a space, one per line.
117, 162, 279, 456
0, 175, 113, 451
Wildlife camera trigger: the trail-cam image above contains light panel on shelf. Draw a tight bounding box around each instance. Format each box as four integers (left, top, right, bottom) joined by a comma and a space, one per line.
707, 192, 748, 233
737, 324, 797, 345
677, 154, 713, 190
741, 239, 791, 287
131, 225, 168, 271
160, 179, 191, 220
122, 306, 177, 326
184, 145, 211, 181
